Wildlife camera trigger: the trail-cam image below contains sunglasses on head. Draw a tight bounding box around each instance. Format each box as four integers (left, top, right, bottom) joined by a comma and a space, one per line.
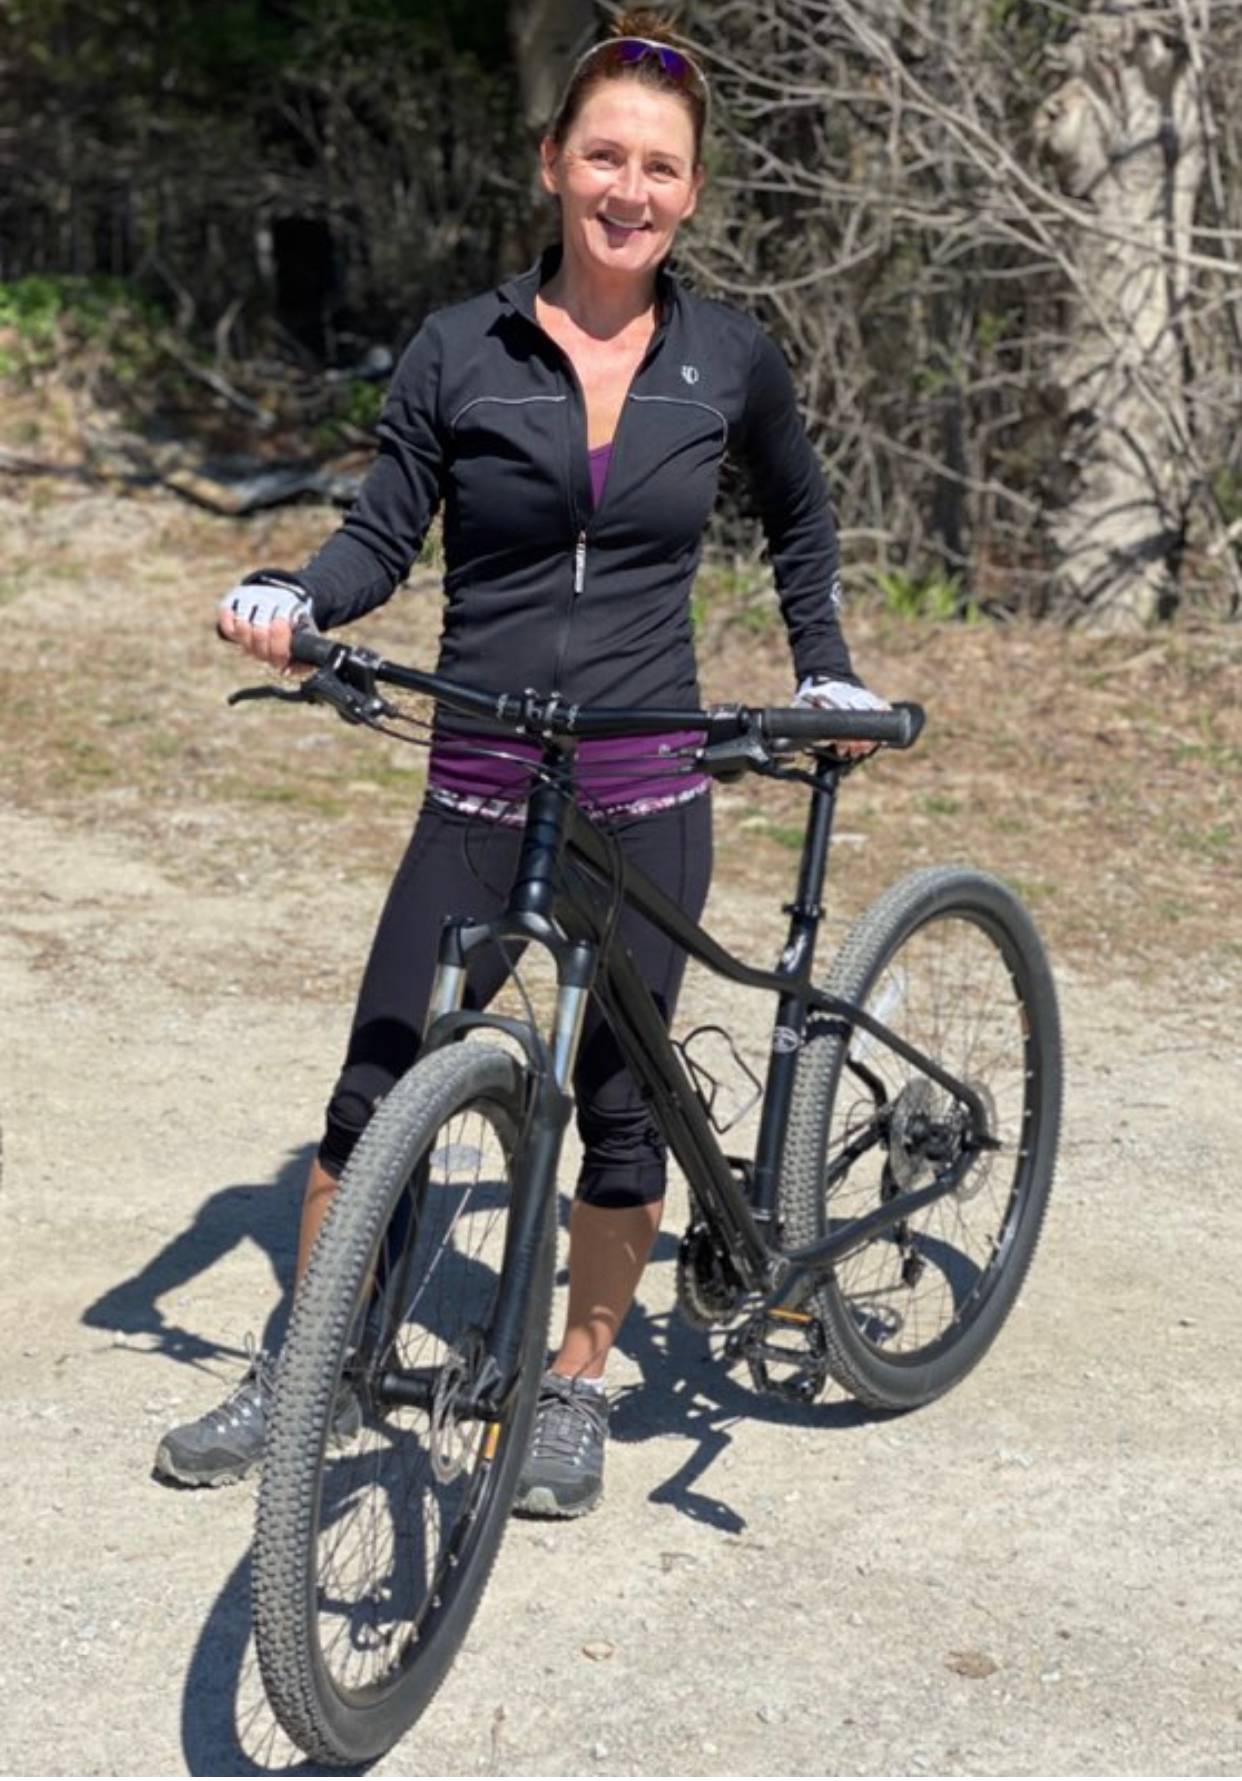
579, 35, 710, 107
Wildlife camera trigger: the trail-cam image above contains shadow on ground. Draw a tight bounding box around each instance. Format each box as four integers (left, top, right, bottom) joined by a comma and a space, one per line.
80, 1145, 312, 1372
85, 1170, 885, 1771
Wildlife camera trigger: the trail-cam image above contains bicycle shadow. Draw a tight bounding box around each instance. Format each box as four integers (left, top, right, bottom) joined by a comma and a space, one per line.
79, 1145, 312, 1374
181, 1545, 373, 1778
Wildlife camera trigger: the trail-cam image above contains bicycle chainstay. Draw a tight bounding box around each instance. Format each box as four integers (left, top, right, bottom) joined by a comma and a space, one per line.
724, 1307, 830, 1405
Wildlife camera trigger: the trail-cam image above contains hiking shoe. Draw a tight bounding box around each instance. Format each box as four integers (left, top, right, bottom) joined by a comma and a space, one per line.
512, 1370, 609, 1519
153, 1342, 361, 1488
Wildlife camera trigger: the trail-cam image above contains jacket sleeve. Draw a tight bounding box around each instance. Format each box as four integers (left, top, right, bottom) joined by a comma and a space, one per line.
290, 320, 447, 629
733, 326, 857, 685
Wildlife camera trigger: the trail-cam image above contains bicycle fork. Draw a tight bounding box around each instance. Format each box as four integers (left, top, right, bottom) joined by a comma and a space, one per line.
417, 914, 600, 1420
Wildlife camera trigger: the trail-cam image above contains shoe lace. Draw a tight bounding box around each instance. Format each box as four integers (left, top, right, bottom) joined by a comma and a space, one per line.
528, 1374, 607, 1466
202, 1335, 275, 1434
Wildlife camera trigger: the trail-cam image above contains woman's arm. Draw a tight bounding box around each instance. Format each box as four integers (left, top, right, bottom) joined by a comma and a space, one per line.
732, 325, 858, 687
290, 319, 448, 630
223, 317, 449, 667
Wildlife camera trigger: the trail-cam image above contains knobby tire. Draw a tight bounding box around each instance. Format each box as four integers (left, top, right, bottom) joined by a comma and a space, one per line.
253, 1044, 553, 1766
780, 867, 1062, 1410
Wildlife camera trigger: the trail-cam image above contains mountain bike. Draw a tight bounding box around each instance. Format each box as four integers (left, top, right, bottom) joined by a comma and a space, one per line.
234, 631, 1061, 1766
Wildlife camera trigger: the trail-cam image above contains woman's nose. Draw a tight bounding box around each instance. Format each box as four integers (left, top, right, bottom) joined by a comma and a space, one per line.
613, 159, 647, 205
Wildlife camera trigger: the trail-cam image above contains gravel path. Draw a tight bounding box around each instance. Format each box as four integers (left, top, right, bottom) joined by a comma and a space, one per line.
1, 803, 1239, 1777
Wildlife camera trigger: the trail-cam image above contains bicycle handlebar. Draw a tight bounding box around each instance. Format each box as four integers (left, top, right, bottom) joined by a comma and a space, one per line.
287, 629, 925, 752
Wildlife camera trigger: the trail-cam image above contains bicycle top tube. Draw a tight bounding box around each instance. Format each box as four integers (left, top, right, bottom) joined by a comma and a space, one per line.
287, 630, 926, 756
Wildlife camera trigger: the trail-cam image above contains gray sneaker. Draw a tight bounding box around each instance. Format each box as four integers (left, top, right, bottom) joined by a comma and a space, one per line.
153, 1344, 361, 1488
512, 1370, 609, 1519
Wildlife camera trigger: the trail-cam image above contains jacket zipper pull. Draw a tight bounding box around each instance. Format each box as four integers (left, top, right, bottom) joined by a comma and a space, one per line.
574, 531, 587, 594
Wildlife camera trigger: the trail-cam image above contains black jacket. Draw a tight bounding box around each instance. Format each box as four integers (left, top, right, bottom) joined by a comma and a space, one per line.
289, 249, 855, 709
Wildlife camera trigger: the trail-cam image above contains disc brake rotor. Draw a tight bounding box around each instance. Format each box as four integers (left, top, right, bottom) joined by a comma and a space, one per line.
954, 1079, 998, 1203
429, 1327, 485, 1484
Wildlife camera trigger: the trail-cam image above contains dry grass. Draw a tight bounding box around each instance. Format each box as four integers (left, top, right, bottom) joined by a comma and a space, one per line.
1, 483, 1237, 1001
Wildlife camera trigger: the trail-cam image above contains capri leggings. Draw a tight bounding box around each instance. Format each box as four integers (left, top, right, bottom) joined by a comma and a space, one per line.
319, 792, 713, 1207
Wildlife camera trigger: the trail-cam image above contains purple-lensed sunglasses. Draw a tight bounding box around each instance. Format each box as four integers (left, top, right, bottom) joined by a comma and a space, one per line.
575, 35, 710, 108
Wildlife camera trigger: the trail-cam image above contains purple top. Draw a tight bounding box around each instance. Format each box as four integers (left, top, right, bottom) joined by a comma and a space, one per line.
588, 441, 612, 510
428, 439, 711, 817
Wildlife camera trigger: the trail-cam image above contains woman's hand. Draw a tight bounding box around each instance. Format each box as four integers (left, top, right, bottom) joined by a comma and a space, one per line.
792, 676, 890, 759
216, 577, 316, 673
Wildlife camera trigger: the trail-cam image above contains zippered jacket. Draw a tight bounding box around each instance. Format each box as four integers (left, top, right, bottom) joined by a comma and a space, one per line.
288, 248, 856, 710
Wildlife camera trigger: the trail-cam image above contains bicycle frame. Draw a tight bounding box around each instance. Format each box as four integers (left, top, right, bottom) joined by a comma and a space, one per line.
414, 737, 997, 1405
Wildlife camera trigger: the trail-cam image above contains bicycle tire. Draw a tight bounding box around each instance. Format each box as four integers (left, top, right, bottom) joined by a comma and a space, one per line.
779, 867, 1061, 1411
253, 1044, 553, 1766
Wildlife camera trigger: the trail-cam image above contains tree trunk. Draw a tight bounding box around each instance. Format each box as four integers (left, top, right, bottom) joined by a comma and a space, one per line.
508, 0, 597, 141
1034, 7, 1208, 628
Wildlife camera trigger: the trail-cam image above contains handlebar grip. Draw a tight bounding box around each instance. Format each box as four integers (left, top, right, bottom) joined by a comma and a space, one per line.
290, 628, 338, 668
761, 700, 925, 750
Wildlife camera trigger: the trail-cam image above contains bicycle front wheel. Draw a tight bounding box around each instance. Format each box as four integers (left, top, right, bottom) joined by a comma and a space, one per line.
780, 867, 1061, 1411
253, 1044, 553, 1767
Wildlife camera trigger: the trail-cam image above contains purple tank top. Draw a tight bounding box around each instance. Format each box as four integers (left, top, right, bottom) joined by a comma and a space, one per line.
428, 440, 710, 817
588, 441, 612, 509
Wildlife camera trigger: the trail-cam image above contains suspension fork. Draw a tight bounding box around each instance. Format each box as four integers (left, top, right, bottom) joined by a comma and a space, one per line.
422, 887, 600, 1410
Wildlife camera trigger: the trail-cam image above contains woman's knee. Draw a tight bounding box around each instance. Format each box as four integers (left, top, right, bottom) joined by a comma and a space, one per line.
318, 1048, 412, 1174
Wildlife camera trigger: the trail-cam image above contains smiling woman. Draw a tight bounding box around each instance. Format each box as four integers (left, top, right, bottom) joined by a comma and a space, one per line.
169, 4, 888, 1518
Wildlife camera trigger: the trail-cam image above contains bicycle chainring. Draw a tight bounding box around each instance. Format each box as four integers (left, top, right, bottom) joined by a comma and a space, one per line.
675, 1222, 745, 1329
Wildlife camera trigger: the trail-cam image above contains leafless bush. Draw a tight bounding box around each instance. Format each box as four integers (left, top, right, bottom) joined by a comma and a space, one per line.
682, 0, 1242, 624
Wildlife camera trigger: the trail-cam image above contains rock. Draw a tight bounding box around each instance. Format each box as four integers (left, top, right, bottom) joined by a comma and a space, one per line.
582, 1640, 616, 1662
945, 1650, 999, 1680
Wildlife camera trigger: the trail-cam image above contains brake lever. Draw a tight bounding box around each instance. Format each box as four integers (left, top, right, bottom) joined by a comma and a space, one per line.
228, 669, 399, 725
227, 683, 312, 707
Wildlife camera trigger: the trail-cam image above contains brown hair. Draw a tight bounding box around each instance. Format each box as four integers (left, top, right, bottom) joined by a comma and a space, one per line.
548, 9, 709, 164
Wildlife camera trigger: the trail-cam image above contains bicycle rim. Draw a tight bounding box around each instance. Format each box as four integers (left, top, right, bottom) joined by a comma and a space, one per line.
785, 868, 1060, 1405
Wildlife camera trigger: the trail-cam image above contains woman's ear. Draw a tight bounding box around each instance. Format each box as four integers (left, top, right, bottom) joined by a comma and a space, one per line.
682, 164, 706, 223
538, 136, 560, 197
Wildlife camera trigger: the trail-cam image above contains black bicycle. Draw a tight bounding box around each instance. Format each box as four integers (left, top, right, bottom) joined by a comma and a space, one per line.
237, 631, 1061, 1766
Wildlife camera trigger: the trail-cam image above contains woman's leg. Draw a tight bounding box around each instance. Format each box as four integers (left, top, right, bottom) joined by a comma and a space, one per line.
298, 802, 522, 1276
554, 1199, 665, 1378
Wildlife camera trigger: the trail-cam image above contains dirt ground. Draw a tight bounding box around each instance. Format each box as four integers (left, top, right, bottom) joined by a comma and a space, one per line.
1, 488, 1240, 1778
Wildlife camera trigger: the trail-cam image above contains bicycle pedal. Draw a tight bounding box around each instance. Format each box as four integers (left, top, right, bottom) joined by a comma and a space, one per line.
724, 1308, 829, 1405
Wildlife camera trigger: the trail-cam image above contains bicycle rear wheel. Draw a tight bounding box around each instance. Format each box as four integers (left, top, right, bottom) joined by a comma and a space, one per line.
780, 867, 1061, 1411
253, 1044, 553, 1766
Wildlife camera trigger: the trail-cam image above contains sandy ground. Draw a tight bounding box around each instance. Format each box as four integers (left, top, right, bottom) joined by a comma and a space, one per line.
1, 783, 1240, 1779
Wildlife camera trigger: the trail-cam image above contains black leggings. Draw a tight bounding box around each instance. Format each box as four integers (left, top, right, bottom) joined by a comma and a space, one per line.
319, 794, 713, 1207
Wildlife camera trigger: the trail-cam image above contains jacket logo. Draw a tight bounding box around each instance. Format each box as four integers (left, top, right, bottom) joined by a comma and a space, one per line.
681, 364, 700, 385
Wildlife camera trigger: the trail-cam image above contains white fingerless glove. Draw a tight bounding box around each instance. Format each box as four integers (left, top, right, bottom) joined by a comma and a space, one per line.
217, 575, 317, 631
793, 676, 890, 712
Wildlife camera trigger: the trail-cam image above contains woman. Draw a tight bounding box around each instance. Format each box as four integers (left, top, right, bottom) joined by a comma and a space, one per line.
156, 10, 884, 1514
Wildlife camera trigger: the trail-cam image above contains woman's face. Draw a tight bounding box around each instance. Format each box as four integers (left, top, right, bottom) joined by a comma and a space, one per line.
541, 81, 702, 285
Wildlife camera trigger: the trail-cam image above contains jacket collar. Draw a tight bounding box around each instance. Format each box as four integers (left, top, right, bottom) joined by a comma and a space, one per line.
499, 243, 679, 325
